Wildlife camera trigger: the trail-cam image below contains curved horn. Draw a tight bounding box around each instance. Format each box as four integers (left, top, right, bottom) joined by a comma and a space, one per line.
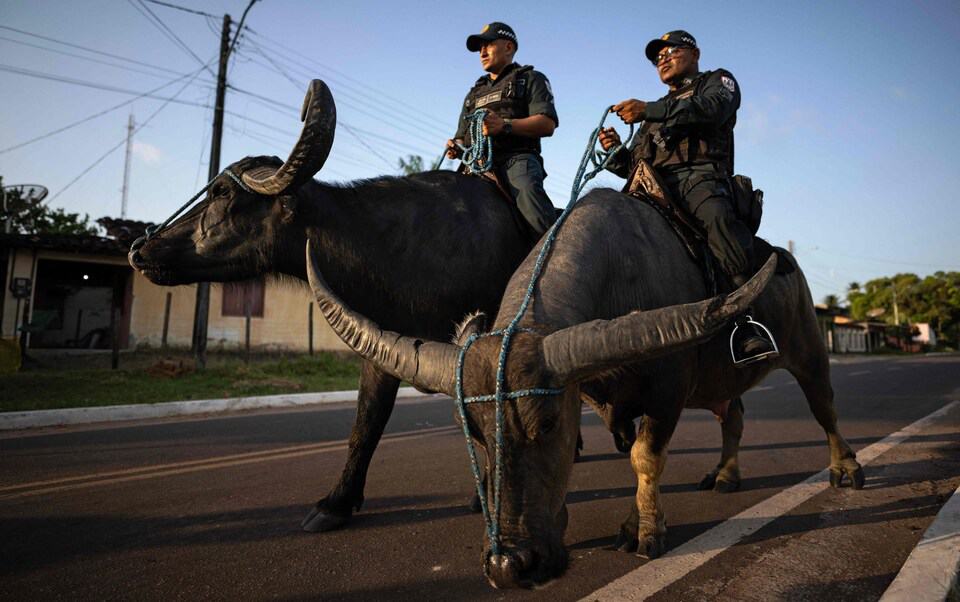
305, 240, 460, 397
242, 80, 337, 195
542, 254, 777, 384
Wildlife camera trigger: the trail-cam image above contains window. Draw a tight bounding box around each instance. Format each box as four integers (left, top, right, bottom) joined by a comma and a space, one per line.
222, 278, 264, 317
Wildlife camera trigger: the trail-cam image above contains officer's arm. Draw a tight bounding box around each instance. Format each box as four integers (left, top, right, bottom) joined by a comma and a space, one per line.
509, 114, 556, 137
518, 71, 559, 137
645, 72, 740, 128
603, 128, 643, 179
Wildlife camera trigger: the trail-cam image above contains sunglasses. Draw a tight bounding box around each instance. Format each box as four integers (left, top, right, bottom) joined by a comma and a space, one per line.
653, 45, 691, 65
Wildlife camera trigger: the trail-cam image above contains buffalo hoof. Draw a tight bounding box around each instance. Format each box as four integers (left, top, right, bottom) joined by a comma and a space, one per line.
613, 524, 639, 553
829, 461, 866, 489
469, 493, 483, 513
697, 471, 718, 491
301, 504, 351, 533
635, 534, 665, 560
715, 478, 740, 493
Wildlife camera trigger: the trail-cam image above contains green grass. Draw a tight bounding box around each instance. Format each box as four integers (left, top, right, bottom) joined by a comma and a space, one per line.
0, 351, 362, 412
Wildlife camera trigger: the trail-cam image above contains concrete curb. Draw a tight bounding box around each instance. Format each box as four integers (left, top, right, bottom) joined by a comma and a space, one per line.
0, 387, 432, 431
879, 481, 960, 602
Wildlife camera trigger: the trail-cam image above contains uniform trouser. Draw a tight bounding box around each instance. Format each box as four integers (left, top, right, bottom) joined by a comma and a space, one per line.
499, 153, 557, 237
660, 165, 753, 278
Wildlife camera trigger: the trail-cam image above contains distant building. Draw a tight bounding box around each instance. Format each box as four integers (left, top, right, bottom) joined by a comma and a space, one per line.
912, 323, 937, 348
0, 222, 347, 353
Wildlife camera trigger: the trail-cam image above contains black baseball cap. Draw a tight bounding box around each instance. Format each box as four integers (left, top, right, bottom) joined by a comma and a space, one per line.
466, 22, 518, 52
644, 30, 697, 63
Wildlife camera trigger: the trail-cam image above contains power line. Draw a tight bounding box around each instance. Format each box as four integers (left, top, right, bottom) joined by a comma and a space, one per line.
0, 35, 206, 81
0, 65, 210, 155
0, 24, 184, 75
141, 0, 217, 18
49, 64, 209, 204
238, 37, 452, 140
0, 63, 213, 108
127, 0, 215, 77
243, 26, 453, 133
803, 246, 960, 271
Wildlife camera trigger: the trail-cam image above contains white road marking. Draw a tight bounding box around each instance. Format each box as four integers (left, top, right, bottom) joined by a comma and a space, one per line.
0, 425, 458, 501
581, 400, 960, 602
849, 370, 872, 376
745, 385, 774, 393
880, 482, 960, 601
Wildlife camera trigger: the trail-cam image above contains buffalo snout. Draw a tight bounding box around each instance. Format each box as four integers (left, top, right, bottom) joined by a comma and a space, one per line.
484, 548, 536, 589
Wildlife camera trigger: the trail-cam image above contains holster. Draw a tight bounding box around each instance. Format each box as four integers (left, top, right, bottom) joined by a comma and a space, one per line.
625, 158, 673, 209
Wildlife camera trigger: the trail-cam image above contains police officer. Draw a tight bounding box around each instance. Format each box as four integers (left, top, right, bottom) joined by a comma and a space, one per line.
599, 30, 774, 360
446, 22, 559, 238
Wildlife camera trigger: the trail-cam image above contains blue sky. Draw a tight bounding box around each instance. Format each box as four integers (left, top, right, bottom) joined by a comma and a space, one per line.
2, 0, 958, 305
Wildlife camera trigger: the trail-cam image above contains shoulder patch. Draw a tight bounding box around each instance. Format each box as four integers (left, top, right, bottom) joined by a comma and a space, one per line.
721, 75, 736, 93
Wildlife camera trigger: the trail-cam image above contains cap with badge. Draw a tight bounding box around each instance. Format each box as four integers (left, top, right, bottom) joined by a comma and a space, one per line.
466, 22, 518, 52
644, 30, 697, 64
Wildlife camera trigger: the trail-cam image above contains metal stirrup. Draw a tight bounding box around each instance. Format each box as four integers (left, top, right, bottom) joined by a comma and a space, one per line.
729, 315, 780, 365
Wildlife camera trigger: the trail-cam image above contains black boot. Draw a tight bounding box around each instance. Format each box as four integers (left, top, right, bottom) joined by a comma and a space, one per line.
729, 273, 778, 365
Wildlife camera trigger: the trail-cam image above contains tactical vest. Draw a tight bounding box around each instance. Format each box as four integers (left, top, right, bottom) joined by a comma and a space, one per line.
463, 64, 540, 157
631, 70, 736, 173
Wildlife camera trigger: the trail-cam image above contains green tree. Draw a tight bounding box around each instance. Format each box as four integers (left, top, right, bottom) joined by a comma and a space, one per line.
848, 271, 960, 347
822, 294, 841, 309
398, 155, 424, 175
1, 176, 98, 236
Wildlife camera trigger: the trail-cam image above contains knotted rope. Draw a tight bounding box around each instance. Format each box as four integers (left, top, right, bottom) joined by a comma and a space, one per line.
454, 107, 634, 556
432, 109, 493, 173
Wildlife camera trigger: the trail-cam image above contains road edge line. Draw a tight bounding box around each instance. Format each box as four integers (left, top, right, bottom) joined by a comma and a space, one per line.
879, 481, 960, 602
0, 387, 437, 431
580, 400, 960, 602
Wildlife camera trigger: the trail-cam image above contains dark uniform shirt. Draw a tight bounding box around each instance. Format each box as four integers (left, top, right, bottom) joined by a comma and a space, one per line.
607, 69, 740, 178
455, 62, 559, 163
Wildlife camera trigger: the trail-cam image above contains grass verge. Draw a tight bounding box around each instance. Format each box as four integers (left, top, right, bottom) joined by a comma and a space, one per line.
0, 351, 362, 412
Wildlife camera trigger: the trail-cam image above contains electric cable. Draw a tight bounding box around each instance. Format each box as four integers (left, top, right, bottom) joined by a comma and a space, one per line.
48, 63, 211, 203
1, 65, 210, 155
0, 24, 184, 75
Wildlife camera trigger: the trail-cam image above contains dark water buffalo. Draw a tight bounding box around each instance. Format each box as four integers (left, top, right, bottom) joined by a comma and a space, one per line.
128, 80, 535, 532
305, 188, 865, 588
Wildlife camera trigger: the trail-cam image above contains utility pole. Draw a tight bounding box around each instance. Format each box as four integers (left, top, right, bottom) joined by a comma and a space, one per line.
120, 113, 135, 218
892, 285, 900, 325
191, 13, 232, 369
787, 240, 795, 255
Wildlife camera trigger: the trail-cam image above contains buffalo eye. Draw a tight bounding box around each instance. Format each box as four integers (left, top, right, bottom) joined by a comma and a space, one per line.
211, 182, 230, 198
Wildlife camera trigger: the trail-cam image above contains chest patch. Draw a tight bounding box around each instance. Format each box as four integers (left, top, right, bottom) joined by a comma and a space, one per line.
476, 91, 503, 107
721, 75, 736, 93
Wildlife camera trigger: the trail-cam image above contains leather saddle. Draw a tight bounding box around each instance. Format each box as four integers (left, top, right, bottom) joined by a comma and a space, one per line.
623, 158, 793, 296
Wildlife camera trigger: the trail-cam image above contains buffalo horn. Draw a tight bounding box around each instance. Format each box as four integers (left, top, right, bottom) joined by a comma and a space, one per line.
542, 254, 777, 384
242, 79, 337, 195
305, 240, 460, 397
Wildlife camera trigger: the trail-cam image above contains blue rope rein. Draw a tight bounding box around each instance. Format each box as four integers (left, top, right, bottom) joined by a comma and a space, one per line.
431, 109, 493, 173
454, 107, 634, 556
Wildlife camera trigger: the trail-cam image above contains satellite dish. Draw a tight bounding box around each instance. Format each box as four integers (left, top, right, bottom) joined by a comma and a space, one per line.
3, 184, 49, 203
866, 308, 886, 318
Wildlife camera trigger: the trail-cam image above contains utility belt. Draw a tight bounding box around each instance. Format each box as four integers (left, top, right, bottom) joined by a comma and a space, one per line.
626, 160, 764, 235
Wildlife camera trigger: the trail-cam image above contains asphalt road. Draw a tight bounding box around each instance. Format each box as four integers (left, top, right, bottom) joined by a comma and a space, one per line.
1, 354, 958, 601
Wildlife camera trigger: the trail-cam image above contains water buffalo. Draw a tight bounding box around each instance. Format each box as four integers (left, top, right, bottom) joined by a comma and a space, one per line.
128, 80, 535, 532
305, 188, 864, 588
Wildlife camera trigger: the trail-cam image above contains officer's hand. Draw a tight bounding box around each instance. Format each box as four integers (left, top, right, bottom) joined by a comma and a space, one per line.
482, 112, 506, 136
445, 139, 463, 160
598, 127, 621, 151
611, 99, 646, 124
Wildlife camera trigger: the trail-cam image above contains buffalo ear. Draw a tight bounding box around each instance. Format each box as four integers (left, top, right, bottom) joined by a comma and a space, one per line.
453, 311, 488, 345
